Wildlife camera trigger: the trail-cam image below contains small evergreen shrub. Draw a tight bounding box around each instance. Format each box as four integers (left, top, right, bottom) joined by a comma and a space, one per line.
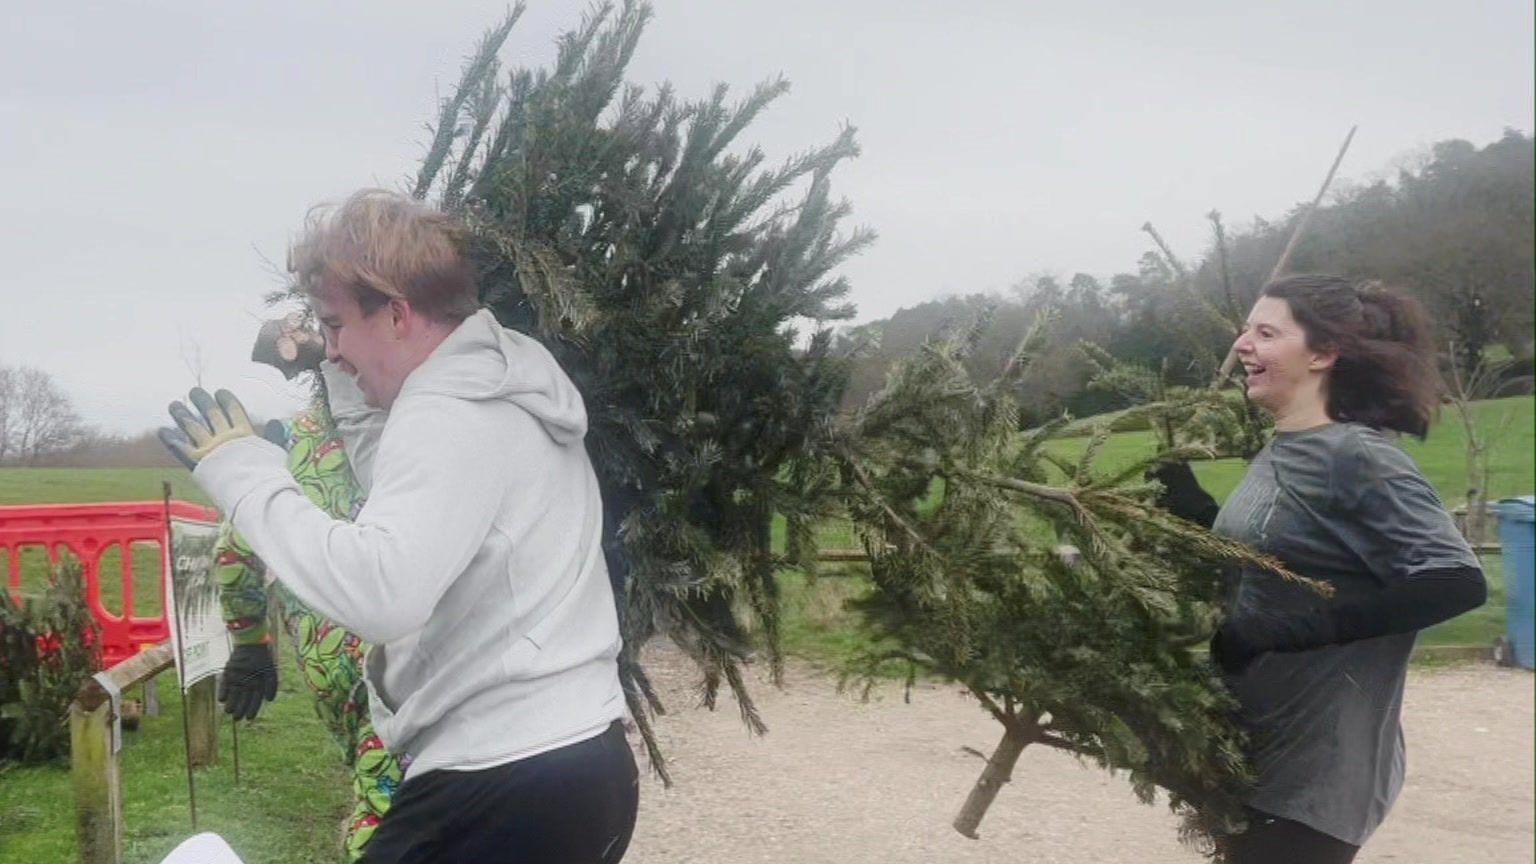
0, 561, 102, 762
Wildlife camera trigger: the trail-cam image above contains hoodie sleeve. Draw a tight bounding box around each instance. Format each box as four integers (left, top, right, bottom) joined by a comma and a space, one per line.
193, 394, 520, 644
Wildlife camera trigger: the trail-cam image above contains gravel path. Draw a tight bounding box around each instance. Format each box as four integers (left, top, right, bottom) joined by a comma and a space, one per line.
623, 644, 1534, 864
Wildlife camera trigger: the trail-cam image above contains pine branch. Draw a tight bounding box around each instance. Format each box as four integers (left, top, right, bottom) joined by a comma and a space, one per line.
967, 685, 1016, 728
842, 313, 1264, 844
414, 6, 525, 199
1036, 732, 1095, 758
840, 444, 940, 554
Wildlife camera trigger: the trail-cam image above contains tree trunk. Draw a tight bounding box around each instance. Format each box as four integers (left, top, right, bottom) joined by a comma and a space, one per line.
1464, 426, 1489, 543
953, 720, 1037, 839
1467, 486, 1488, 545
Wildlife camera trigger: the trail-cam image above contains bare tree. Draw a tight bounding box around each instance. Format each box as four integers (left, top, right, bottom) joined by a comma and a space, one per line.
0, 366, 14, 462
0, 365, 86, 464
178, 328, 206, 389
1445, 345, 1530, 542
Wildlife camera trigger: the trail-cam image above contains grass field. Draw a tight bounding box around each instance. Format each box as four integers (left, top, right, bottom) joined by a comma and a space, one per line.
0, 636, 354, 863
0, 469, 353, 862
0, 468, 207, 508
0, 398, 1529, 862
0, 468, 208, 621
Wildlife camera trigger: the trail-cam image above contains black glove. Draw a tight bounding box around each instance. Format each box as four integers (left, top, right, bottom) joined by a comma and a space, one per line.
219, 642, 278, 720
1212, 606, 1336, 676
1210, 620, 1264, 675
1148, 461, 1220, 529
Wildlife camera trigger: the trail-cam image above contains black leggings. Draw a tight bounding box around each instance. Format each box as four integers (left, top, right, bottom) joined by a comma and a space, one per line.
361, 720, 639, 864
1220, 809, 1359, 864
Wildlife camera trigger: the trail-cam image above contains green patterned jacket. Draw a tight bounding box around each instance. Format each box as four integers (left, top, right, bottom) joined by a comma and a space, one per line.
215, 404, 366, 644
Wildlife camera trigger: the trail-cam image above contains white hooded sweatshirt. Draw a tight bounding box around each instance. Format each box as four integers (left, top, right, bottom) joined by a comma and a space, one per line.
321, 361, 387, 494
194, 310, 624, 777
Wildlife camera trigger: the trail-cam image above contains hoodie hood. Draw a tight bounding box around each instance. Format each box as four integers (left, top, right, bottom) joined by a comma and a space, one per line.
321, 361, 389, 493
398, 309, 587, 445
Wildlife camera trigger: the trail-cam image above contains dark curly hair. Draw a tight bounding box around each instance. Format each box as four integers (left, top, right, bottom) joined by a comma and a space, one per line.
1261, 274, 1440, 438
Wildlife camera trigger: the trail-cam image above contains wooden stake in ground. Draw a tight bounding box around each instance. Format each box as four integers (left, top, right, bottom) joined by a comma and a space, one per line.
1212, 125, 1357, 385
71, 691, 121, 861
144, 674, 161, 717
71, 642, 176, 864
185, 678, 219, 768
232, 712, 241, 786
164, 482, 199, 831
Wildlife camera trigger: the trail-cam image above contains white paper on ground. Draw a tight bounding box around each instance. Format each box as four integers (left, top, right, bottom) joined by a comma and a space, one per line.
157, 832, 245, 864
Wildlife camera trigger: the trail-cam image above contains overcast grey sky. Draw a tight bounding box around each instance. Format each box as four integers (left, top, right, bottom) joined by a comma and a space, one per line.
2, 1, 1531, 434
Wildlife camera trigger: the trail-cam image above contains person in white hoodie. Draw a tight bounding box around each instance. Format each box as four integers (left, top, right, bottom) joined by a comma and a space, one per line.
160, 189, 636, 864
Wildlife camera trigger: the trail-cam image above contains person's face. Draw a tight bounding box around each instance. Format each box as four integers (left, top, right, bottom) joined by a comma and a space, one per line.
312, 286, 410, 409
1231, 296, 1336, 418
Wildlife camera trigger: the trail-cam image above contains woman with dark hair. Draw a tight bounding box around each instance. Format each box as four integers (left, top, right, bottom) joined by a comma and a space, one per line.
1155, 274, 1486, 863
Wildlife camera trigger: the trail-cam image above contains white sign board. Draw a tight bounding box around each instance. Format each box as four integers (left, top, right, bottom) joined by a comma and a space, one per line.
163, 517, 230, 690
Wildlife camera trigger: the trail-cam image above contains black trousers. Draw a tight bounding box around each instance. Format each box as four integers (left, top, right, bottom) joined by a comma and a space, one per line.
1220, 809, 1360, 864
361, 721, 639, 864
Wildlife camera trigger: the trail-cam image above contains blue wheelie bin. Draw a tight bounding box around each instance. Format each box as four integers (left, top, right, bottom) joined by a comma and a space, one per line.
1492, 496, 1535, 669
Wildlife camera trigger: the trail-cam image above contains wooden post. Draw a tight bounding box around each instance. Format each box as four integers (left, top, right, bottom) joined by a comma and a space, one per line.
185, 676, 220, 769
71, 700, 122, 864
143, 674, 161, 718
70, 641, 174, 864
231, 713, 241, 786
816, 549, 871, 562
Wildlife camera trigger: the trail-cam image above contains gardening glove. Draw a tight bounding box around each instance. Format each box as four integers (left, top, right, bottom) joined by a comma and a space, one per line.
218, 642, 278, 720
251, 313, 326, 380
159, 387, 286, 470
1148, 461, 1220, 529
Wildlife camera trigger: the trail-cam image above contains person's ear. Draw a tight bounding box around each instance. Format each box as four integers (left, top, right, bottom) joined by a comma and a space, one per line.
1309, 345, 1339, 373
388, 298, 411, 340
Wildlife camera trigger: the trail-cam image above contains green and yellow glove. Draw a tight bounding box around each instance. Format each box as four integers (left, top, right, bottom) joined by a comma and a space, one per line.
159, 387, 286, 470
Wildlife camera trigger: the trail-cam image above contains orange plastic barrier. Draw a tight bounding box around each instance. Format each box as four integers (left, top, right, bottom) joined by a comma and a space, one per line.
0, 501, 219, 667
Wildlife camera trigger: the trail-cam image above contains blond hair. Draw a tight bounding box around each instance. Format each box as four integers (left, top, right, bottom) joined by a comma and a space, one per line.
288, 189, 478, 322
